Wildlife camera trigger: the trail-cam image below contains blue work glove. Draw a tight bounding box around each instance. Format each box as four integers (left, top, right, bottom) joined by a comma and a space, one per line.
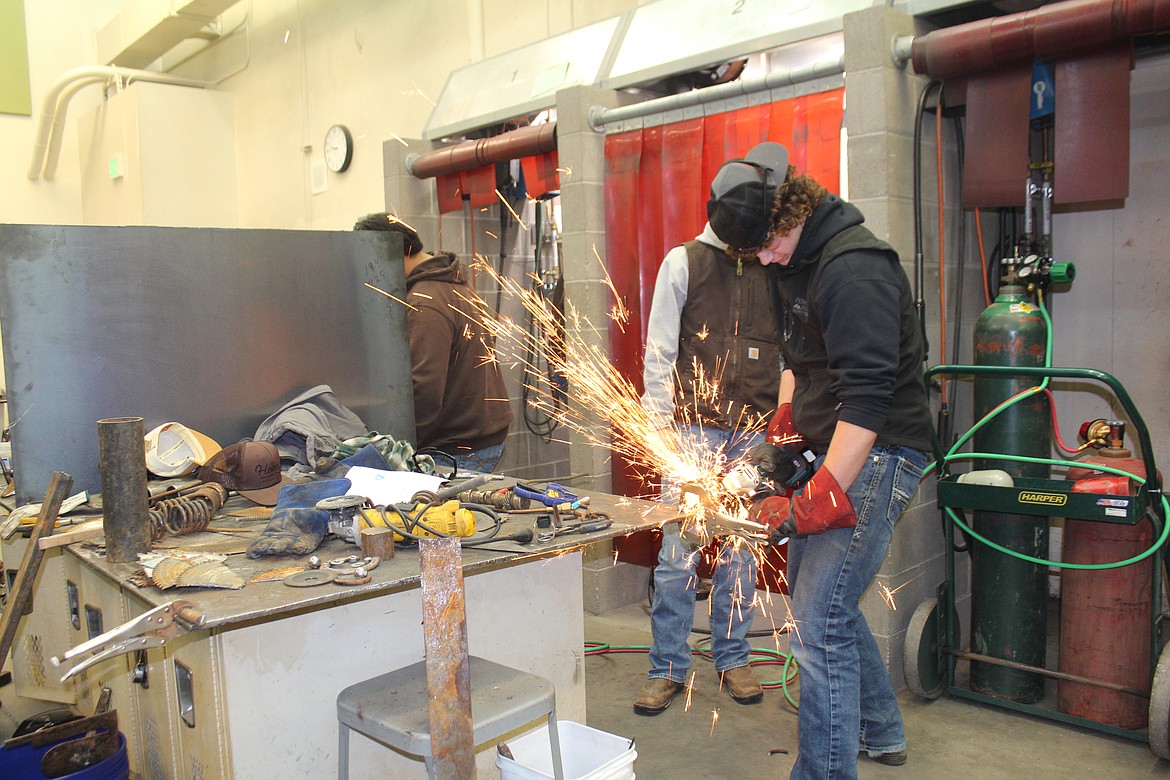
246, 478, 352, 558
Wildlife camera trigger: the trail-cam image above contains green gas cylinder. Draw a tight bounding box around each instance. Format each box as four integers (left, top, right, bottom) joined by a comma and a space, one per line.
970, 285, 1051, 702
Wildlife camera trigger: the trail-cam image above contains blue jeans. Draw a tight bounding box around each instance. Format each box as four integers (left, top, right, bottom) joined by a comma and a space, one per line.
787, 445, 927, 780
649, 425, 761, 681
453, 440, 505, 474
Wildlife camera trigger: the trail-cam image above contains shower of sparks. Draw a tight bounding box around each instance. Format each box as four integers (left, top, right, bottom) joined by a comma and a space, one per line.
495, 189, 527, 229
710, 709, 720, 737
455, 255, 782, 556
556, 166, 572, 178
877, 573, 923, 611
368, 246, 800, 627
411, 291, 434, 301
486, 230, 498, 239
591, 245, 630, 332
388, 132, 409, 147
365, 282, 417, 311
684, 672, 697, 711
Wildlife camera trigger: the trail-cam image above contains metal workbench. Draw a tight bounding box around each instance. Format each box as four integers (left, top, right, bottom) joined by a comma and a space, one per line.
40, 484, 669, 780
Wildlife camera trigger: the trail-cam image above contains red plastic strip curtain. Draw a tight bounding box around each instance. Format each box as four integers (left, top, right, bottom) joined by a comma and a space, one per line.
603, 88, 844, 499
603, 129, 646, 498
436, 173, 463, 213
435, 165, 498, 214
636, 126, 664, 346
659, 118, 706, 251
519, 150, 561, 200
962, 66, 1033, 207
1054, 44, 1131, 204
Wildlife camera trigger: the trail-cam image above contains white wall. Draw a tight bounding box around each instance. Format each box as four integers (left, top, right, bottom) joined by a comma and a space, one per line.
1, 1, 126, 225
2, 0, 644, 231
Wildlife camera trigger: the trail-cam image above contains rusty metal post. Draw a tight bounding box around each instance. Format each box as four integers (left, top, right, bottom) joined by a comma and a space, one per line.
419, 537, 474, 779
97, 417, 150, 563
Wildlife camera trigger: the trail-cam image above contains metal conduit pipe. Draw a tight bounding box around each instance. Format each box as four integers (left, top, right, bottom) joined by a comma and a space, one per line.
29, 66, 210, 181
587, 55, 845, 131
404, 123, 557, 179
894, 0, 1170, 78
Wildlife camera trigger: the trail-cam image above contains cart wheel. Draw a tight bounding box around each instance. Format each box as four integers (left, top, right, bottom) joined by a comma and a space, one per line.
904, 597, 948, 699
1149, 643, 1170, 759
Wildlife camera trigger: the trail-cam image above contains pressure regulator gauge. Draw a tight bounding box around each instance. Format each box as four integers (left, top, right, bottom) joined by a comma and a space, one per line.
324, 124, 353, 173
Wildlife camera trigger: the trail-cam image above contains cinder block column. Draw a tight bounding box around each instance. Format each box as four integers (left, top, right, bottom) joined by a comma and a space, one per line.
844, 5, 963, 690
381, 138, 442, 251
555, 85, 623, 495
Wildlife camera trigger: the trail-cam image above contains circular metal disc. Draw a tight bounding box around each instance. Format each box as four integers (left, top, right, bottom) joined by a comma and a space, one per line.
283, 569, 336, 587
1149, 643, 1170, 759
904, 597, 947, 699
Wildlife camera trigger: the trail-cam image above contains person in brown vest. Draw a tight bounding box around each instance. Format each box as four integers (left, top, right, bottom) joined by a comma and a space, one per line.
632, 143, 786, 716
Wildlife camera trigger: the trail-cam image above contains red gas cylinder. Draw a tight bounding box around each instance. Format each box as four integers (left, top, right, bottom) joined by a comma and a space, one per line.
1058, 420, 1154, 728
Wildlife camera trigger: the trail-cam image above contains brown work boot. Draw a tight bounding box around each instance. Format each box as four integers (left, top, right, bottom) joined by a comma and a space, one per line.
633, 678, 685, 715
721, 666, 763, 704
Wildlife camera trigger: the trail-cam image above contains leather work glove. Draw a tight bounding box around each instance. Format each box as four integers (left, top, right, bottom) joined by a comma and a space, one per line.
246, 478, 352, 558
748, 465, 856, 544
766, 403, 802, 445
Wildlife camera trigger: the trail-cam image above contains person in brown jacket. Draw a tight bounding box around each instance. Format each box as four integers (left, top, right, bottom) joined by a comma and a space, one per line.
354, 214, 511, 472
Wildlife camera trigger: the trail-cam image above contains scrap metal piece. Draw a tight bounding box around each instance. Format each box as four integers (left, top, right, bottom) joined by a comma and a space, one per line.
150, 557, 195, 589
174, 560, 245, 589
0, 472, 74, 668
327, 556, 380, 575
283, 570, 336, 588
420, 537, 474, 779
333, 570, 372, 586
249, 565, 307, 584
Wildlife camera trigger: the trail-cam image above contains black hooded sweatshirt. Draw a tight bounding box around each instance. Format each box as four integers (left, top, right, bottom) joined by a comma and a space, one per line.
766, 195, 932, 452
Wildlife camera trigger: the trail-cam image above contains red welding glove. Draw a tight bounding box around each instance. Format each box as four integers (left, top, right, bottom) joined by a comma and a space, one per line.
749, 466, 857, 543
765, 403, 801, 445
749, 495, 796, 544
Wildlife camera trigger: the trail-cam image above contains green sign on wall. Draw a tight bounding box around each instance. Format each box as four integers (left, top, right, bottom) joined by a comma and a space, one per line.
1, 0, 32, 116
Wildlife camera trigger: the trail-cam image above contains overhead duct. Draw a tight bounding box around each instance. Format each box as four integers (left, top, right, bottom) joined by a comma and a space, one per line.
28, 66, 210, 181
406, 124, 557, 179
907, 0, 1170, 79
898, 0, 1170, 206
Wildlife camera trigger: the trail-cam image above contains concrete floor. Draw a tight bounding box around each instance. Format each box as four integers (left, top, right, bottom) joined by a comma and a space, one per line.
582, 603, 1167, 779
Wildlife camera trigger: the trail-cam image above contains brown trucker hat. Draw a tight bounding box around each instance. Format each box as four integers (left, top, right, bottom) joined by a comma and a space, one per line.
196, 441, 293, 506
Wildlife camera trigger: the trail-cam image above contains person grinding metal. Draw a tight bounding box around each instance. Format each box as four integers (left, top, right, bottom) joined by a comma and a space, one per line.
720, 144, 932, 777
354, 214, 510, 473
633, 144, 787, 717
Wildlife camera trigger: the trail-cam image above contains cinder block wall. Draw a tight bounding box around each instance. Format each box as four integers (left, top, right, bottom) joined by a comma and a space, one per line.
844, 5, 971, 690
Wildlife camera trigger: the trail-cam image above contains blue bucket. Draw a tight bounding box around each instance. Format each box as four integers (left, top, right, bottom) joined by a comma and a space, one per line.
0, 731, 129, 779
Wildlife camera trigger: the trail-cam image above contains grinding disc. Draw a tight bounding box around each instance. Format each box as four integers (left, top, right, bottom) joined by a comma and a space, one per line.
283, 569, 336, 587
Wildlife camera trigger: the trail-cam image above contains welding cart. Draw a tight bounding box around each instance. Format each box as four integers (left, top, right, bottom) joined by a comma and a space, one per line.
904, 364, 1170, 756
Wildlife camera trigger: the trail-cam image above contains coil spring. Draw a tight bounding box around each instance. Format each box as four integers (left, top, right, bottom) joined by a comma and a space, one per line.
148, 483, 229, 541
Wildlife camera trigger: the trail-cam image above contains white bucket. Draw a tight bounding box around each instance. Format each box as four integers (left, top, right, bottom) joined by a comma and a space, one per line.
496, 721, 636, 780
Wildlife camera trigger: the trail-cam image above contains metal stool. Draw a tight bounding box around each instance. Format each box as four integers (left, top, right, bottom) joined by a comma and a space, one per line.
337, 655, 564, 779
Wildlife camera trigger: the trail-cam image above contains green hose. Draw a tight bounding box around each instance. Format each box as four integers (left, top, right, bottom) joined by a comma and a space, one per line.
932, 289, 1167, 570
